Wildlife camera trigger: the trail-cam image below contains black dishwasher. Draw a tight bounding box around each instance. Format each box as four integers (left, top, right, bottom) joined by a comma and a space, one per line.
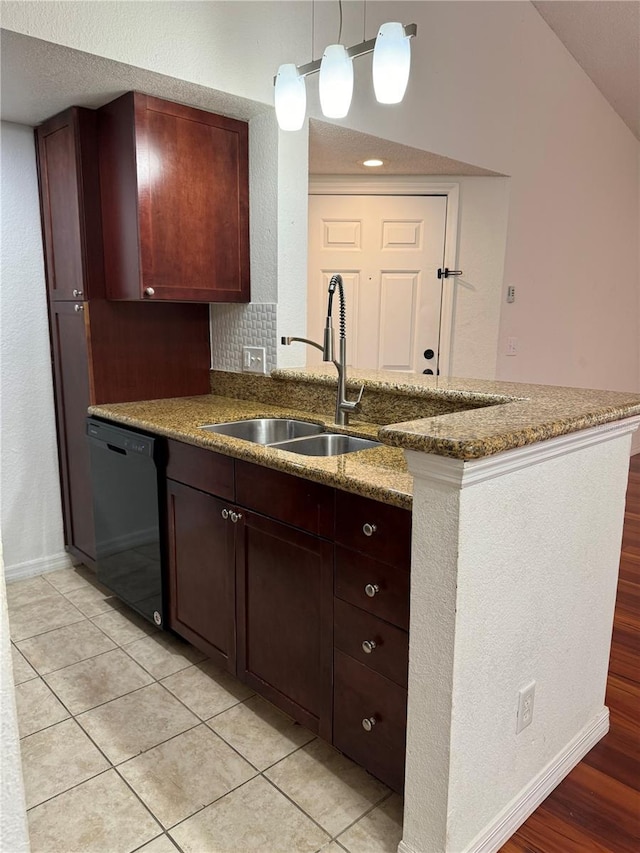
87, 418, 166, 628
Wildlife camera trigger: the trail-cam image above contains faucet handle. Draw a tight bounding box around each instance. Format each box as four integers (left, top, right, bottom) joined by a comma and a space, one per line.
342, 384, 365, 413
354, 384, 365, 405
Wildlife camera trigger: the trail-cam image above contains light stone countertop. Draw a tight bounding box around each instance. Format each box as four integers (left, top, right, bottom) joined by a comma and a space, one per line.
89, 368, 640, 510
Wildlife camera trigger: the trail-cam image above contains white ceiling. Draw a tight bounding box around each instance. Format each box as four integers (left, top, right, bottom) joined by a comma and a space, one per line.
532, 1, 640, 140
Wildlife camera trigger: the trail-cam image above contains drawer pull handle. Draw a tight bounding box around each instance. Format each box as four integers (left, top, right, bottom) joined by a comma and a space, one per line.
72, 289, 83, 297
144, 287, 155, 297
362, 716, 377, 732
230, 511, 243, 524
74, 304, 84, 312
221, 509, 229, 520
364, 583, 380, 598
362, 522, 377, 537
362, 639, 377, 654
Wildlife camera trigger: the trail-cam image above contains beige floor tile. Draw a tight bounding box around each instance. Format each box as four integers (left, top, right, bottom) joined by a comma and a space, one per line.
43, 648, 153, 714
338, 794, 403, 853
20, 718, 109, 809
135, 836, 178, 853
265, 739, 389, 837
44, 565, 96, 594
169, 776, 330, 853
5, 575, 56, 609
161, 660, 253, 720
15, 678, 69, 737
92, 604, 156, 646
27, 769, 159, 853
17, 619, 116, 674
77, 682, 199, 764
8, 589, 84, 642
11, 644, 37, 684
119, 724, 257, 828
319, 844, 349, 852
124, 631, 206, 679
63, 583, 119, 617
209, 694, 315, 770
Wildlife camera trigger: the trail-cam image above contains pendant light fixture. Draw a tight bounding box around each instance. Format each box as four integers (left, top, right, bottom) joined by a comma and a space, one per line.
372, 22, 412, 104
273, 0, 417, 131
274, 63, 307, 131
319, 44, 353, 118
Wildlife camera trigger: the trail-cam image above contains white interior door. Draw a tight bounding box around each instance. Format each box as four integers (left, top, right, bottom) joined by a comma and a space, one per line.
308, 194, 447, 374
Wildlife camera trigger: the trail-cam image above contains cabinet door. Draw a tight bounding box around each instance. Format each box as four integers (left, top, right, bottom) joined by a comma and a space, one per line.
100, 92, 249, 303
49, 302, 96, 563
166, 480, 236, 671
35, 108, 104, 301
236, 511, 333, 739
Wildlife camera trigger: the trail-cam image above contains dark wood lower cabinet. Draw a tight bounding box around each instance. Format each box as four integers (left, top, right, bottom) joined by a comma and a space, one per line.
333, 649, 407, 793
236, 510, 334, 740
166, 479, 236, 670
163, 442, 410, 790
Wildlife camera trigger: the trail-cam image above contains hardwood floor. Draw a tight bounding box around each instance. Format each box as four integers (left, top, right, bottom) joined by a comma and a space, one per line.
501, 454, 640, 852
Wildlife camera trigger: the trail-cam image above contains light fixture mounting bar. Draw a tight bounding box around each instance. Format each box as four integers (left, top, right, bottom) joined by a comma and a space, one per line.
273, 23, 417, 84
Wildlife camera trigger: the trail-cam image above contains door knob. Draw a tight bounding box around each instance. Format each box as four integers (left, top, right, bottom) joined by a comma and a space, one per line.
362, 522, 377, 537
362, 640, 377, 654
364, 583, 380, 598
362, 717, 377, 732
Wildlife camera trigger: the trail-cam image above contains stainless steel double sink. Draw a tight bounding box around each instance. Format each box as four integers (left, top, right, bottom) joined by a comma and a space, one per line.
199, 418, 381, 457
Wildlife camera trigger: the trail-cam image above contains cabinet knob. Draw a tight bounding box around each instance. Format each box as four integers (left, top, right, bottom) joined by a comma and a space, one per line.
361, 639, 377, 654
144, 287, 155, 297
221, 509, 229, 520
364, 583, 380, 598
362, 522, 377, 537
230, 511, 243, 524
72, 289, 83, 298
362, 716, 377, 732
74, 304, 84, 312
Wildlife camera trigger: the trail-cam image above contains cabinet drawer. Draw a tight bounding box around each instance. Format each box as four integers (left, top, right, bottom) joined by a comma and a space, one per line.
335, 546, 409, 630
236, 460, 334, 538
335, 491, 411, 567
334, 599, 408, 688
166, 440, 234, 500
333, 650, 407, 793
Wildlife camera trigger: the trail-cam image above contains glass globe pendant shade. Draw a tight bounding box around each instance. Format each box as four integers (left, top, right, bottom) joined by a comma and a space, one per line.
274, 63, 306, 131
372, 22, 411, 104
319, 44, 354, 118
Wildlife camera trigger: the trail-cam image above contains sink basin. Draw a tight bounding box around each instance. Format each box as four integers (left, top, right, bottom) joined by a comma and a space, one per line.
200, 418, 324, 445
272, 434, 382, 456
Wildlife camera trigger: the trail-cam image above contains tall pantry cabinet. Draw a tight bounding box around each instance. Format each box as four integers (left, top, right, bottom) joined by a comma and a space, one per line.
35, 106, 211, 568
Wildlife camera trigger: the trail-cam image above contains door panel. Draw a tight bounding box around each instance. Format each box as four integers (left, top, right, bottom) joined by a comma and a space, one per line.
49, 302, 96, 562
308, 195, 447, 374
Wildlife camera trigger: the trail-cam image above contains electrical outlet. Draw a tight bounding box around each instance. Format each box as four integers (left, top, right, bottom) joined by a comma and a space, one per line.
506, 336, 518, 356
516, 681, 536, 734
507, 286, 515, 303
242, 346, 267, 374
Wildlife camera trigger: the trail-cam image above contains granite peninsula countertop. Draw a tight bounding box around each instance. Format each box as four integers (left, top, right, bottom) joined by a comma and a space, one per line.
89, 368, 640, 510
89, 393, 414, 509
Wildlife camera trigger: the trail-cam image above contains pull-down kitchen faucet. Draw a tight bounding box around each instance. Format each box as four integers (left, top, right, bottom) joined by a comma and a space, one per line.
281, 274, 364, 426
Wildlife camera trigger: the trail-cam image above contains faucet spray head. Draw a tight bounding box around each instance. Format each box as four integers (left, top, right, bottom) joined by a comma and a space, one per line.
323, 321, 335, 362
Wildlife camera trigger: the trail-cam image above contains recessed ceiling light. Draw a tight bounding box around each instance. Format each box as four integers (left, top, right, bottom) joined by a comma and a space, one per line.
363, 159, 384, 167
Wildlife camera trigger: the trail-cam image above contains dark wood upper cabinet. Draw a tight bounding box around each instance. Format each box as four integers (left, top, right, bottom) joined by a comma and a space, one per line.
36, 108, 105, 301
98, 92, 250, 303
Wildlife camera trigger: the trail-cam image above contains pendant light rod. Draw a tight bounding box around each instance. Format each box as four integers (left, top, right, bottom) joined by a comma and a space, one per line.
273, 22, 416, 84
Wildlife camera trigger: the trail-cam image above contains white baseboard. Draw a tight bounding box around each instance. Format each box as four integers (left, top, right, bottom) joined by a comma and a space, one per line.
398, 707, 609, 853
4, 551, 77, 584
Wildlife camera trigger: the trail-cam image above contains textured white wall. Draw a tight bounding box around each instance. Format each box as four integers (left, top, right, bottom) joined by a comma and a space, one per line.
2, 1, 638, 392
0, 548, 30, 852
0, 122, 69, 579
437, 177, 510, 381
404, 427, 633, 852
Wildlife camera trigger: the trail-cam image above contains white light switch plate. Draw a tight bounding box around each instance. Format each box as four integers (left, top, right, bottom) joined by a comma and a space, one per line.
242, 346, 267, 374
